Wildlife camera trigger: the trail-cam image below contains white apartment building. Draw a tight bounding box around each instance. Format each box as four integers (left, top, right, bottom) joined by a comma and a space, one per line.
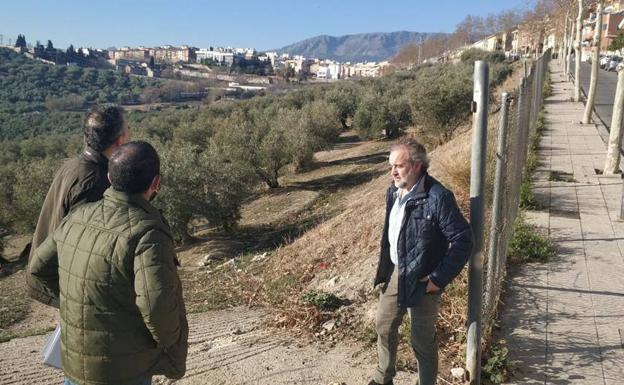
196, 48, 234, 66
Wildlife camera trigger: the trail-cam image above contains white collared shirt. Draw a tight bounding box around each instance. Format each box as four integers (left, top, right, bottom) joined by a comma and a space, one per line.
388, 177, 423, 265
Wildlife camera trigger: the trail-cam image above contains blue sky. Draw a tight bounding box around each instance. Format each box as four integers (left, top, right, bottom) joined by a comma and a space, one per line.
1, 0, 534, 50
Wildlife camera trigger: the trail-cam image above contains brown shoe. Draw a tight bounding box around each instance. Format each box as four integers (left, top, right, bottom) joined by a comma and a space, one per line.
367, 381, 393, 385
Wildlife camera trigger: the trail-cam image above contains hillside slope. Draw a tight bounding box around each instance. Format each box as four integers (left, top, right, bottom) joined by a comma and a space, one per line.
276, 31, 447, 62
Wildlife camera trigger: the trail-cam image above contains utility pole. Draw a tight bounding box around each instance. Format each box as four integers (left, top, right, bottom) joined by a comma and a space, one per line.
466, 60, 489, 385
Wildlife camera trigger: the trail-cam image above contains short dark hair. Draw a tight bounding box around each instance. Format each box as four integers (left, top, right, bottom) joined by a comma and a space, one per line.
83, 104, 126, 152
109, 141, 160, 194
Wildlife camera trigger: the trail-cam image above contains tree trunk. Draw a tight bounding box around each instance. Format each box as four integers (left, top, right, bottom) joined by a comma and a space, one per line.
604, 69, 624, 174
563, 13, 569, 73
583, 0, 604, 124
574, 0, 583, 102
567, 17, 574, 80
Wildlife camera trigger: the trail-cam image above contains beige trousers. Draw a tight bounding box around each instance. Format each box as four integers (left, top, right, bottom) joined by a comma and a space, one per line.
373, 270, 441, 385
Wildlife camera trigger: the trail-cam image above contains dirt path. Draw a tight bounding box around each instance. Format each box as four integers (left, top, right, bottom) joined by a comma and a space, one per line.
0, 306, 415, 385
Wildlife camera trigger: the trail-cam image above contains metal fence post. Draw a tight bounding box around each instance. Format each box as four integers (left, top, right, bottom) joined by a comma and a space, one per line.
484, 92, 510, 322
534, 59, 542, 128
466, 60, 489, 385
523, 59, 528, 78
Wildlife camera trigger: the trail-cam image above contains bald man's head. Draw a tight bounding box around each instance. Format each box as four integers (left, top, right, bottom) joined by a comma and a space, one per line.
109, 141, 160, 194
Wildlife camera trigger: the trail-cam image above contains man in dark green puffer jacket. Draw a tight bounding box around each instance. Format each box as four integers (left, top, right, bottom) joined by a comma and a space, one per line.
29, 141, 188, 385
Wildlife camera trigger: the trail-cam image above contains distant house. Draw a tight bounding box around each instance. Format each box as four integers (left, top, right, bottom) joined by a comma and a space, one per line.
114, 58, 158, 77
543, 28, 557, 52
149, 46, 196, 63
601, 11, 624, 51
113, 47, 150, 61
510, 28, 535, 56
284, 57, 311, 74
196, 48, 234, 66
316, 66, 329, 79
472, 34, 500, 52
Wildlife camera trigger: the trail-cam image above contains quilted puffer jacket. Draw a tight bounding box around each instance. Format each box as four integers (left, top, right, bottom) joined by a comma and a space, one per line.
374, 172, 474, 308
29, 188, 188, 385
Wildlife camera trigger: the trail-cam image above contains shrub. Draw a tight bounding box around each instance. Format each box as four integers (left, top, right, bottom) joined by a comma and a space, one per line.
482, 339, 513, 384
490, 63, 513, 87
409, 64, 473, 143
44, 94, 85, 111
460, 48, 506, 65
519, 179, 540, 209
0, 157, 61, 233
301, 291, 342, 310
354, 91, 401, 139
508, 215, 555, 263
155, 141, 251, 243
323, 84, 358, 130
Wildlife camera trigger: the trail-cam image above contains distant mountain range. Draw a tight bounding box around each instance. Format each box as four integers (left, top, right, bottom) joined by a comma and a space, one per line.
275, 31, 449, 63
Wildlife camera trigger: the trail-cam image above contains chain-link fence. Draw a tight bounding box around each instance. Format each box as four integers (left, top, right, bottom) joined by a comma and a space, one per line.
482, 49, 551, 330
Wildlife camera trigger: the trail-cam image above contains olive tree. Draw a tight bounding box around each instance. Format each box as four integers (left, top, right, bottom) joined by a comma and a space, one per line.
156, 141, 251, 243
409, 64, 473, 143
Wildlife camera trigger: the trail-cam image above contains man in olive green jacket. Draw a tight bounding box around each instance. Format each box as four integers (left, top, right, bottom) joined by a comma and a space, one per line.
29, 141, 188, 385
27, 104, 129, 306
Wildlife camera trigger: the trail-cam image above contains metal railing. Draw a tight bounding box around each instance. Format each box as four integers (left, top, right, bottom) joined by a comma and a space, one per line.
466, 49, 551, 384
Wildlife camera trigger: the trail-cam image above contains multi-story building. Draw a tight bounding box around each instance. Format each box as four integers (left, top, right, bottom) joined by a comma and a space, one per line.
600, 11, 624, 51
196, 48, 234, 66
113, 47, 150, 61
111, 46, 196, 64
284, 56, 312, 74
149, 46, 196, 63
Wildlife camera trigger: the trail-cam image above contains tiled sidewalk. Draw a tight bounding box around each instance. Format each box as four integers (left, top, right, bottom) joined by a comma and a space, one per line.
502, 63, 624, 385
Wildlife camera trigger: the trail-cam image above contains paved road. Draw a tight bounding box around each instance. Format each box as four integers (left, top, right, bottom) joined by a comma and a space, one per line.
571, 61, 617, 128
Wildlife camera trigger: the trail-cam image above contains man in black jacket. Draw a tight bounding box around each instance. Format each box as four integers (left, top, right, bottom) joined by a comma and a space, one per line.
26, 104, 129, 306
368, 139, 473, 385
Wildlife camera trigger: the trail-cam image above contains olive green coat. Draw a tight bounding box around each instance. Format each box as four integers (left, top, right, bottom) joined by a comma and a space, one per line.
29, 188, 188, 385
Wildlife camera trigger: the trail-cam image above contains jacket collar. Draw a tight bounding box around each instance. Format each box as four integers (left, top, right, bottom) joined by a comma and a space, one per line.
81, 146, 109, 169
103, 188, 161, 217
389, 171, 430, 201
412, 172, 428, 199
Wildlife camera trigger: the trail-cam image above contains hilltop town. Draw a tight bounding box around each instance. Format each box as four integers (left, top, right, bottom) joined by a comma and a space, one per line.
1, 36, 390, 82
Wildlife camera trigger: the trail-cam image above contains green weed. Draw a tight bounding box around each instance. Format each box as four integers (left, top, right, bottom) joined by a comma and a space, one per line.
482, 339, 514, 384
301, 291, 342, 310
508, 215, 555, 263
